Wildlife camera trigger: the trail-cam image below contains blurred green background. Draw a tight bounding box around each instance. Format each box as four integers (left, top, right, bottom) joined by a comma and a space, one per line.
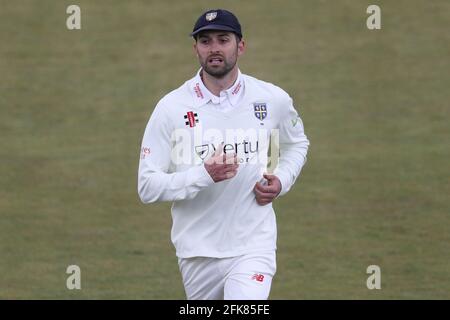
0, 0, 448, 299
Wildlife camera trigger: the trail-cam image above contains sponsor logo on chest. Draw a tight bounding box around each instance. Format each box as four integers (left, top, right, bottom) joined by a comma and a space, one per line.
184, 111, 199, 127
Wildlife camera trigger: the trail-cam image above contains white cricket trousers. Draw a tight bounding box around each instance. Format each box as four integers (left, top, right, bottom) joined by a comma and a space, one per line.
178, 250, 276, 300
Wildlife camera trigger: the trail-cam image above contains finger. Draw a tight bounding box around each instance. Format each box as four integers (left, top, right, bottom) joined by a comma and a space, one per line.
224, 153, 237, 165
254, 186, 274, 200
218, 153, 226, 165
213, 143, 224, 157
212, 151, 226, 164
207, 143, 224, 164
253, 185, 262, 197
211, 156, 222, 165
263, 173, 278, 185
254, 183, 267, 195
254, 182, 278, 194
253, 185, 275, 199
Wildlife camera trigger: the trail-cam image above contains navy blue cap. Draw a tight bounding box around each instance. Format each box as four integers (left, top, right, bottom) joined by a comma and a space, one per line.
191, 9, 242, 39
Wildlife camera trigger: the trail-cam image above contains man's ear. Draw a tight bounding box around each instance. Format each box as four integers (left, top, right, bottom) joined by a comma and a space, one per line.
193, 41, 199, 57
237, 38, 246, 57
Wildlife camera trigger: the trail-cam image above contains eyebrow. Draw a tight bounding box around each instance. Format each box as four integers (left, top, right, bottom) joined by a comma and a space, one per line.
198, 32, 231, 39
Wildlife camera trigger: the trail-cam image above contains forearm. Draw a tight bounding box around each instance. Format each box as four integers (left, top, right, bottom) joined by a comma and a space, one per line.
274, 138, 309, 196
138, 163, 214, 203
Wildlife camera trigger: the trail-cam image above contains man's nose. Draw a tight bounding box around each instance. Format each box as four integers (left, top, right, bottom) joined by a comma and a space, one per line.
209, 40, 221, 53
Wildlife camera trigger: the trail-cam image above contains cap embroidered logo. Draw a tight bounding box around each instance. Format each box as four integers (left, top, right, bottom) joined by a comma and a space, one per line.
205, 12, 217, 21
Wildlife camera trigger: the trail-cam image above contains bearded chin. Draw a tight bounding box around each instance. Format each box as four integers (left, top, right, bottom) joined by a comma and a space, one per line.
202, 59, 236, 78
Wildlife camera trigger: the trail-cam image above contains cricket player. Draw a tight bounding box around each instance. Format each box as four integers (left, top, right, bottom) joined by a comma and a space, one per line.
138, 9, 309, 300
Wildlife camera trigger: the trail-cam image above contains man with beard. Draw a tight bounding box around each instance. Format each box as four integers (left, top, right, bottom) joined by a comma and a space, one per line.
138, 9, 310, 300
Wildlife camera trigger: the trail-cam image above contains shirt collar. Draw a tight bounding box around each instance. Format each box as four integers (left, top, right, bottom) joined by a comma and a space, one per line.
189, 68, 245, 108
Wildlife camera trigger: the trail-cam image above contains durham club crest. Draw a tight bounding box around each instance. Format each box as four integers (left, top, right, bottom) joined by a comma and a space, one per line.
205, 12, 217, 21
253, 103, 267, 121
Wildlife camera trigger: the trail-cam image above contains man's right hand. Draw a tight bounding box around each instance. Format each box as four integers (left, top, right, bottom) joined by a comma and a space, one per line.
204, 144, 239, 182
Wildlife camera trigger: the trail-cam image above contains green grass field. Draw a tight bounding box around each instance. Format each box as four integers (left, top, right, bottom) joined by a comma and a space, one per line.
0, 0, 449, 299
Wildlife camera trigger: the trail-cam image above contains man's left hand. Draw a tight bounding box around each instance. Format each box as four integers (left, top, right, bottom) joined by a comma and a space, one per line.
253, 173, 282, 206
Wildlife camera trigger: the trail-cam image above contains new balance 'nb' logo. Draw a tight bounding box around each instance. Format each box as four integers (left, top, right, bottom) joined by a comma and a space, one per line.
251, 274, 265, 282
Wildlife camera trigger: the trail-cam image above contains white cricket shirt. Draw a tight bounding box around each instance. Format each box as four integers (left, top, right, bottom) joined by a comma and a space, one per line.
192, 68, 245, 113
138, 69, 310, 258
